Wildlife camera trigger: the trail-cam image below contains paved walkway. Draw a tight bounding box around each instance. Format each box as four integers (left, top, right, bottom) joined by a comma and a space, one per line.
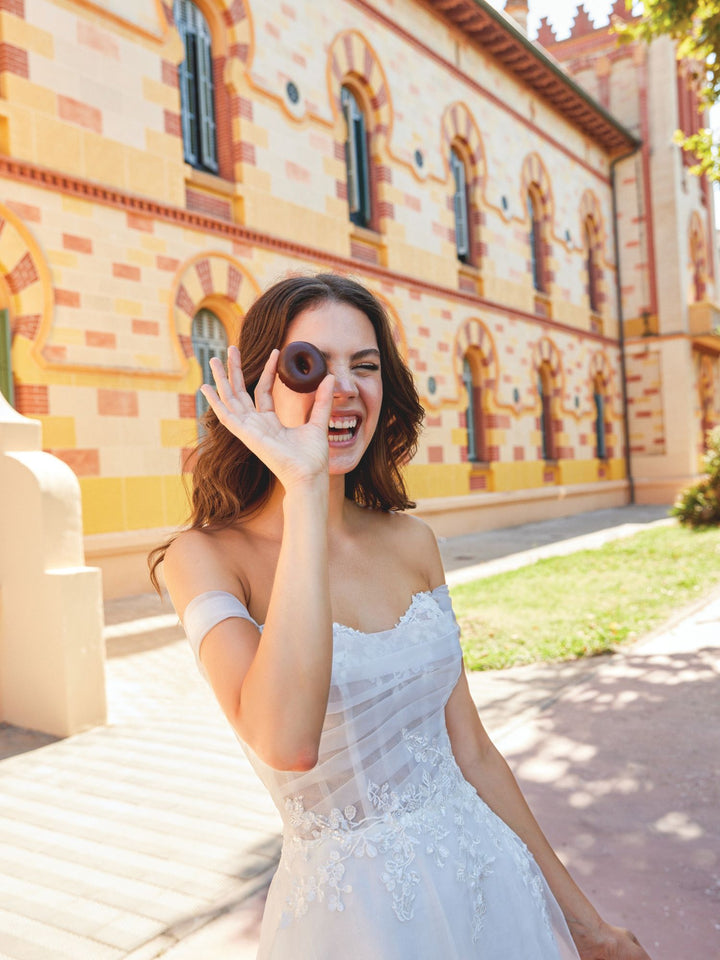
1, 505, 718, 959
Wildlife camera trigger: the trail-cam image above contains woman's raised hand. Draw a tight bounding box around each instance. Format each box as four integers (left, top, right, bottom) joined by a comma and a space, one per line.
201, 345, 335, 491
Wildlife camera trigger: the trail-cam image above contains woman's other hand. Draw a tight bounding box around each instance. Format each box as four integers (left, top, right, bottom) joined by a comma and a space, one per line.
201, 345, 335, 491
572, 919, 652, 960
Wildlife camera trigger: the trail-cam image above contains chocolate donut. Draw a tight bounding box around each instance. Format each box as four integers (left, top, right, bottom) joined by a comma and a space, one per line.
277, 341, 328, 393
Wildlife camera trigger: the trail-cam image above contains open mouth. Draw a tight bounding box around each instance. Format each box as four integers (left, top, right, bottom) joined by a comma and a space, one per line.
328, 415, 360, 444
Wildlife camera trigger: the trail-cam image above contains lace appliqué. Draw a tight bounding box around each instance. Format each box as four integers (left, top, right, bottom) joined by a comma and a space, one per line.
331, 591, 447, 686
280, 729, 500, 941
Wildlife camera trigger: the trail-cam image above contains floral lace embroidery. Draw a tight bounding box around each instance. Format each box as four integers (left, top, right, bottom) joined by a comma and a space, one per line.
280, 728, 516, 940
331, 591, 449, 686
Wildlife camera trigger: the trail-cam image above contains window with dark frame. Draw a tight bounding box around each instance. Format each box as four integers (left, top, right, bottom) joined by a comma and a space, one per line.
451, 147, 470, 263
528, 190, 544, 292
538, 365, 554, 461
191, 308, 227, 427
175, 0, 218, 174
341, 85, 371, 228
586, 218, 600, 314
593, 376, 607, 460
463, 350, 490, 463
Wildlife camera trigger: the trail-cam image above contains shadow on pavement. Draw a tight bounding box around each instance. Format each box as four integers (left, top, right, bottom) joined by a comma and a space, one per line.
498, 646, 720, 960
0, 722, 60, 760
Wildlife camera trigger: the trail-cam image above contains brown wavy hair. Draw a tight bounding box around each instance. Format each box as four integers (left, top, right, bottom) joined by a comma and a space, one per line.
149, 273, 424, 590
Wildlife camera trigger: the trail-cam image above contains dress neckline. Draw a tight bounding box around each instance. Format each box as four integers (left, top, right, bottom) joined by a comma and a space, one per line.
255, 585, 447, 636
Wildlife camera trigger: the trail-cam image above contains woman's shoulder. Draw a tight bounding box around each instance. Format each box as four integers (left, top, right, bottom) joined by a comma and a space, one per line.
363, 508, 444, 587
163, 527, 250, 612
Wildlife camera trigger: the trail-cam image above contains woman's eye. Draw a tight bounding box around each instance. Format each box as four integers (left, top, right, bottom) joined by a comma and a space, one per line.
354, 363, 380, 372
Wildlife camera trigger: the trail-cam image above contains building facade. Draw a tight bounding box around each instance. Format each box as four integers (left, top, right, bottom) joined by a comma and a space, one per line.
0, 0, 716, 597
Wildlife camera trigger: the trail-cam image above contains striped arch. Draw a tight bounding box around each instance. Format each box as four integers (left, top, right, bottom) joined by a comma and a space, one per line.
532, 336, 561, 377
441, 102, 487, 186
162, 0, 253, 64
0, 203, 52, 350
579, 190, 605, 247
589, 350, 611, 386
520, 153, 554, 224
172, 253, 261, 361
328, 30, 392, 142
454, 318, 497, 385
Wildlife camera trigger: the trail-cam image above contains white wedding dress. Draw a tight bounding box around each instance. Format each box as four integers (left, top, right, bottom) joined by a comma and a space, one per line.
183, 584, 581, 959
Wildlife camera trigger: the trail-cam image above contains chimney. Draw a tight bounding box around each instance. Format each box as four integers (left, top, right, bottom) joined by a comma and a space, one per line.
504, 0, 529, 33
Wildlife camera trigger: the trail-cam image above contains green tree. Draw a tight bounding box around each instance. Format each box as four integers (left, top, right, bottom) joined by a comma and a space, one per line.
616, 0, 720, 179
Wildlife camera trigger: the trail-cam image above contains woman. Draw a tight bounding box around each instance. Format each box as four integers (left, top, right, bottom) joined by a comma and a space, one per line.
153, 274, 650, 959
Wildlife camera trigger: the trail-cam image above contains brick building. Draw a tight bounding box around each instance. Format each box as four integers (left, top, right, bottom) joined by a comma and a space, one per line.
0, 0, 717, 597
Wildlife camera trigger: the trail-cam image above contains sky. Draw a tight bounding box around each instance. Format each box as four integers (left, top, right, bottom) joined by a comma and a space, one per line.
488, 0, 629, 40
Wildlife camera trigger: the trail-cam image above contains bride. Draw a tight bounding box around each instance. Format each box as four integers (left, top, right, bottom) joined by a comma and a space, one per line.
152, 273, 651, 960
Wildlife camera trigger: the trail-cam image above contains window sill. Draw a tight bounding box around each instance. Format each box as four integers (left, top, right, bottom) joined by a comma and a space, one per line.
349, 224, 387, 267
458, 262, 483, 297
534, 291, 552, 319
184, 165, 241, 222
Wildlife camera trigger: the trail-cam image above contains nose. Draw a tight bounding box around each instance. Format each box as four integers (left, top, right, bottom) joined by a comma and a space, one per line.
331, 363, 358, 398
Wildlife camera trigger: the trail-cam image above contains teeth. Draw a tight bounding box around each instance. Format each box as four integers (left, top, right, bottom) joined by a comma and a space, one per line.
329, 417, 358, 430
329, 432, 353, 443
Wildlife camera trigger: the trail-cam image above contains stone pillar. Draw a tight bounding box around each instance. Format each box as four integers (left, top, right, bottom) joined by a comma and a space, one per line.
0, 395, 106, 737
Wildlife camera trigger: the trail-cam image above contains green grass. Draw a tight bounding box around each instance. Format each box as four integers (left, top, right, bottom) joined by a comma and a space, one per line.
451, 524, 720, 671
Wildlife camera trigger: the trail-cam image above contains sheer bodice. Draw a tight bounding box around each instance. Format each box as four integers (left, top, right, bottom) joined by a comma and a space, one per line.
183, 585, 580, 959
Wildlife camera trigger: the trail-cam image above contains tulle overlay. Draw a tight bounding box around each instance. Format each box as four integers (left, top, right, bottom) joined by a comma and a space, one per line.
184, 586, 580, 959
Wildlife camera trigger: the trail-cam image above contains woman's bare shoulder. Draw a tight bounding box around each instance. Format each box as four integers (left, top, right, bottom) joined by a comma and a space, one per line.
368, 510, 445, 588
163, 527, 249, 613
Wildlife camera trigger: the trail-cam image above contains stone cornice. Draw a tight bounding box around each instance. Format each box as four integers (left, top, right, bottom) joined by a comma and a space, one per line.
423, 0, 639, 154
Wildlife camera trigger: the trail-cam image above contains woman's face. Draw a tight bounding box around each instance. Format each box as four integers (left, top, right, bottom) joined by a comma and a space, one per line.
272, 299, 383, 475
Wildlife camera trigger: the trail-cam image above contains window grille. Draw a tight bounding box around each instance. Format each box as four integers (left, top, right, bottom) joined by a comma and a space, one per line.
528, 192, 543, 292
175, 0, 218, 173
451, 148, 470, 262
341, 86, 371, 228
538, 367, 554, 461
463, 356, 477, 462
192, 309, 227, 423
594, 385, 607, 460
586, 219, 600, 313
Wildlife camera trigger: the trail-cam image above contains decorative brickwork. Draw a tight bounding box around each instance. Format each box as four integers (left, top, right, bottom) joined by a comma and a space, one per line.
0, 42, 28, 78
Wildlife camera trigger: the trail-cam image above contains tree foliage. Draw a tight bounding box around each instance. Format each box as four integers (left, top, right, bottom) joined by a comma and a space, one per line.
671, 425, 720, 526
616, 0, 720, 179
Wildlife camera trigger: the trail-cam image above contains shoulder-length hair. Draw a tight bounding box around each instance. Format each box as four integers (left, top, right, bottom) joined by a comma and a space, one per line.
149, 273, 424, 590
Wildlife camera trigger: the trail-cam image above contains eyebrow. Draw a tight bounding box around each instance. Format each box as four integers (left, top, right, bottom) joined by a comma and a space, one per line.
319, 348, 381, 362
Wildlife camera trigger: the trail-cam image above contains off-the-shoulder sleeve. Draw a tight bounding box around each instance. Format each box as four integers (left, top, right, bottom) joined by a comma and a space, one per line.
182, 590, 257, 675
429, 583, 453, 615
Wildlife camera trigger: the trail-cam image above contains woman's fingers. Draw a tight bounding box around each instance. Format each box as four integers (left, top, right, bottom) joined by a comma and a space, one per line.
308, 374, 336, 429
255, 349, 280, 413
208, 355, 235, 408
227, 345, 246, 397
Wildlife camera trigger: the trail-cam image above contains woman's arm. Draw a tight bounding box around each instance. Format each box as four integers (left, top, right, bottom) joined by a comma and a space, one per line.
445, 674, 651, 959
165, 346, 336, 771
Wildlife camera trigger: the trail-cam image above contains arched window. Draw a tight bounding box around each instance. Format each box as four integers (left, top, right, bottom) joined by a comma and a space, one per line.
538, 362, 555, 461
341, 85, 371, 228
451, 147, 470, 263
585, 217, 600, 314
528, 189, 544, 292
0, 308, 13, 405
192, 308, 227, 423
593, 373, 608, 460
463, 350, 487, 462
175, 0, 218, 174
